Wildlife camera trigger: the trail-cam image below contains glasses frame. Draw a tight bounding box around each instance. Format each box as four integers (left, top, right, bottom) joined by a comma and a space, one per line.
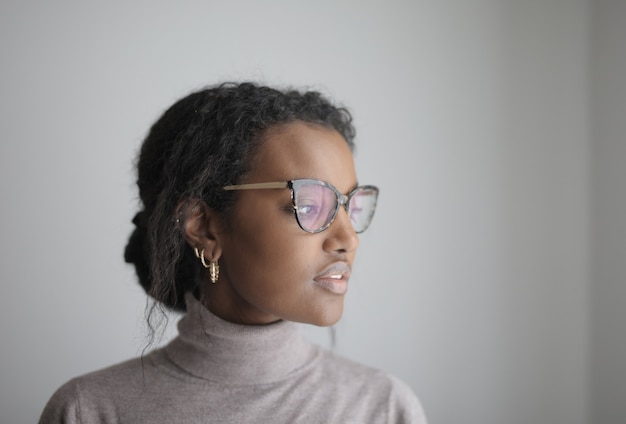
223, 178, 379, 234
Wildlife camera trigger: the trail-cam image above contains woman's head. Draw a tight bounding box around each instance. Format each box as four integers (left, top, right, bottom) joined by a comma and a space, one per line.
125, 82, 373, 327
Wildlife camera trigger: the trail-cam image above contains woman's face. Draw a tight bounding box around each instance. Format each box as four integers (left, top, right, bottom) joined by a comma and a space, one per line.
206, 121, 359, 326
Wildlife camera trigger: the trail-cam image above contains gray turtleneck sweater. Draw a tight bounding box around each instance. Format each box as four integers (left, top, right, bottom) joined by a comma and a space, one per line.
39, 294, 427, 423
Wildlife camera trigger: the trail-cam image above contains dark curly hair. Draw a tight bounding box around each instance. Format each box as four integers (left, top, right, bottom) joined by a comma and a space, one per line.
124, 82, 356, 324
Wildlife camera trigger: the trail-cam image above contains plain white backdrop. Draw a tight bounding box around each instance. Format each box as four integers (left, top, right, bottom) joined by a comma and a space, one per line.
1, 1, 624, 423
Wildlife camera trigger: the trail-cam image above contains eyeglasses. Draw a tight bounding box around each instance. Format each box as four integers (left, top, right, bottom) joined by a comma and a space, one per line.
223, 179, 379, 234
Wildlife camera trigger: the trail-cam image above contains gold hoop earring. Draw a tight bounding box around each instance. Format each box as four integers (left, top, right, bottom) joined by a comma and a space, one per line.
199, 249, 210, 269
195, 247, 219, 283
209, 261, 219, 284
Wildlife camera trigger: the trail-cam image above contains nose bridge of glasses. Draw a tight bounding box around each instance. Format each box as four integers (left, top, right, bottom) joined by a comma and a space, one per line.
338, 193, 350, 211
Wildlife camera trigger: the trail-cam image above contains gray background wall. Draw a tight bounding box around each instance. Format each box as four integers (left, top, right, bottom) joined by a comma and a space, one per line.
0, 1, 623, 423
590, 1, 626, 423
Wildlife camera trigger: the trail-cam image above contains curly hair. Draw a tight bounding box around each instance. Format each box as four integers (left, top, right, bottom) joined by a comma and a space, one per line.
124, 82, 355, 325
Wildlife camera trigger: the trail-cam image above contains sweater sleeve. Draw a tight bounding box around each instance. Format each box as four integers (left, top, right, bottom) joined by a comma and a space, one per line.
38, 379, 83, 424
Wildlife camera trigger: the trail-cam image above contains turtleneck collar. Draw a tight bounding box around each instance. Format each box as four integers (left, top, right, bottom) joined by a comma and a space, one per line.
164, 293, 319, 385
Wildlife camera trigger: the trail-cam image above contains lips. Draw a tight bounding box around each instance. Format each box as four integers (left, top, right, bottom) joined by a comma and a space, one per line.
313, 262, 352, 295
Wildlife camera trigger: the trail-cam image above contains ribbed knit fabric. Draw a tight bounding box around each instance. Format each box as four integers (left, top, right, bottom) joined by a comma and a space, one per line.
39, 293, 427, 423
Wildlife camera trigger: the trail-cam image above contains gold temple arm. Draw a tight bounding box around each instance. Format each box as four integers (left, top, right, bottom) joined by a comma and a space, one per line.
223, 181, 289, 191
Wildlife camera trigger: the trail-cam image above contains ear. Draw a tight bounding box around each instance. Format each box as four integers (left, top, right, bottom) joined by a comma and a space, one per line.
177, 199, 224, 262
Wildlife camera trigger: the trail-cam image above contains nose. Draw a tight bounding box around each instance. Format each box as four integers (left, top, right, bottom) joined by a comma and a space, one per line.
322, 207, 359, 254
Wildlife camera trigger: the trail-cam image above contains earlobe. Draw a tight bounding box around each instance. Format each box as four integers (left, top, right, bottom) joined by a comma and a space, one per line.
177, 198, 224, 262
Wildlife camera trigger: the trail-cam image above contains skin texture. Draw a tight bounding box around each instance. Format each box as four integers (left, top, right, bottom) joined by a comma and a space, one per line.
183, 121, 359, 326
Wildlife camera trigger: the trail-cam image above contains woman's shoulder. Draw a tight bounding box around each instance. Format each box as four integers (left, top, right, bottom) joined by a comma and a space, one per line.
316, 348, 409, 386
310, 349, 428, 423
52, 353, 153, 391
38, 351, 165, 424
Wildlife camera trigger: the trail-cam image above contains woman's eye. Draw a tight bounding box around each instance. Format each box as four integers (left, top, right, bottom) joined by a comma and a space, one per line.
297, 203, 319, 216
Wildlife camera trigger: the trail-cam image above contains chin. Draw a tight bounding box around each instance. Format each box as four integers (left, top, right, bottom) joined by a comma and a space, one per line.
308, 307, 344, 327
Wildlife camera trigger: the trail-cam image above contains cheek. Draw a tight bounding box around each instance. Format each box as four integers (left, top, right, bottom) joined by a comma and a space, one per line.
225, 200, 312, 279
223, 225, 318, 295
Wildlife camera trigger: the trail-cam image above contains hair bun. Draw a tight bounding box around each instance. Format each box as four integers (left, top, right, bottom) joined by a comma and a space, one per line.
124, 225, 151, 295
132, 211, 147, 229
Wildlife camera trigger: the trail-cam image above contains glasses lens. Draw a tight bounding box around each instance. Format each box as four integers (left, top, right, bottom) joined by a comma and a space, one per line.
349, 187, 378, 233
293, 183, 337, 232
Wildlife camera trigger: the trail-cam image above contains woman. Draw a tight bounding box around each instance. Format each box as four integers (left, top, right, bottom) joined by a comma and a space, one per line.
39, 83, 427, 423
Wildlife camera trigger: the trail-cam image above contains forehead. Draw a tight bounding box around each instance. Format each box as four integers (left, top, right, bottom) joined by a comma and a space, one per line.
247, 121, 357, 191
